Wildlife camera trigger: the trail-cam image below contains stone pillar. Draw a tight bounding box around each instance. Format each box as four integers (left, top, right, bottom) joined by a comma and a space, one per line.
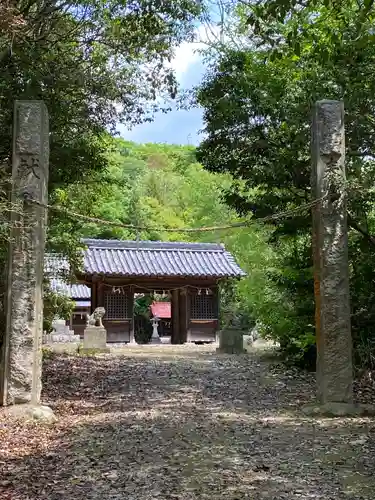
0, 101, 50, 410
305, 100, 356, 416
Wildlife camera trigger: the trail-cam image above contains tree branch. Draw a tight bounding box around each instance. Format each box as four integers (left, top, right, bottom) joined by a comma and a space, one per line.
348, 213, 375, 247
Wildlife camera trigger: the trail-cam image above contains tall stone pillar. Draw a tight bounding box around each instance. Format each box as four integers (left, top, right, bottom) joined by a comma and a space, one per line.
0, 101, 50, 410
306, 100, 356, 416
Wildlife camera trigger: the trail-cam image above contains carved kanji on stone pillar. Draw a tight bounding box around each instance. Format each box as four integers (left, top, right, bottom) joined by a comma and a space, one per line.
0, 101, 50, 412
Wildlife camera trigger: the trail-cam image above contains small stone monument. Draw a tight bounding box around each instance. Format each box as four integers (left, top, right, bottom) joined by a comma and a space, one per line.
217, 329, 245, 354
42, 319, 80, 353
216, 310, 245, 354
243, 323, 260, 352
43, 319, 80, 344
150, 316, 161, 344
81, 307, 109, 353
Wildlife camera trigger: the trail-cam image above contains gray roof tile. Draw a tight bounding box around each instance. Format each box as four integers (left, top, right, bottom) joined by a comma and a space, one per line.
45, 255, 91, 299
81, 239, 246, 278
49, 278, 91, 299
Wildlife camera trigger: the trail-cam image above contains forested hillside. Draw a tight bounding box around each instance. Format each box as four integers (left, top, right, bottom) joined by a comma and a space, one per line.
46, 138, 281, 337
193, 0, 375, 371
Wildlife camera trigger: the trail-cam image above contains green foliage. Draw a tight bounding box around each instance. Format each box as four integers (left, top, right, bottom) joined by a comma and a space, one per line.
195, 0, 375, 368
0, 1, 202, 346
134, 294, 154, 319
133, 294, 153, 344
43, 281, 75, 334
41, 346, 56, 362
50, 138, 275, 339
58, 139, 235, 243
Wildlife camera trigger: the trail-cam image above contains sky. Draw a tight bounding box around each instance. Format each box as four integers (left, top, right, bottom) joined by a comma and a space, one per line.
117, 35, 207, 146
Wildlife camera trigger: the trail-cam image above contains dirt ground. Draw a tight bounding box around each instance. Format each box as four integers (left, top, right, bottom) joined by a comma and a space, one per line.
1, 344, 375, 500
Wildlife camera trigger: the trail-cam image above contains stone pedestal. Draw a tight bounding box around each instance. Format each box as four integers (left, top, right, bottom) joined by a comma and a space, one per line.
81, 326, 109, 353
302, 402, 375, 418
43, 319, 80, 345
216, 329, 245, 354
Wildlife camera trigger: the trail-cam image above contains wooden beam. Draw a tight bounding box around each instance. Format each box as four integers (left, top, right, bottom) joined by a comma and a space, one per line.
171, 289, 179, 344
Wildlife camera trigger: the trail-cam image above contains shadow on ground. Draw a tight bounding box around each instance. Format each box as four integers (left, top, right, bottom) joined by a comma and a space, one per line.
1, 346, 375, 500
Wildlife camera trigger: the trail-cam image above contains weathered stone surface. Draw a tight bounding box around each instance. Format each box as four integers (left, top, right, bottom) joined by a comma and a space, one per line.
302, 402, 375, 418
217, 329, 245, 354
311, 100, 353, 405
0, 101, 49, 406
83, 326, 107, 350
4, 403, 57, 423
243, 334, 254, 353
43, 319, 80, 344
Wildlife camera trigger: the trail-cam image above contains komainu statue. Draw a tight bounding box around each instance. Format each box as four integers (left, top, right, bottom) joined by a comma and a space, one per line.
86, 307, 106, 328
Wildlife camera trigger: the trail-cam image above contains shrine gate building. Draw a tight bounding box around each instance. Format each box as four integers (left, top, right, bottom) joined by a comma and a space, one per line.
74, 239, 246, 343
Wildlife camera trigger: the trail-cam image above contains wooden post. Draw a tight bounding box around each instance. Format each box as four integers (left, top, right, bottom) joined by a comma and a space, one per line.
97, 280, 104, 307
214, 284, 220, 341
171, 289, 179, 344
91, 280, 98, 313
0, 102, 54, 419
129, 286, 135, 343
179, 288, 188, 343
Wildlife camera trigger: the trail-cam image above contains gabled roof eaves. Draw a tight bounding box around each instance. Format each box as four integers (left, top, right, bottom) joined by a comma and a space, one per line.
81, 239, 246, 279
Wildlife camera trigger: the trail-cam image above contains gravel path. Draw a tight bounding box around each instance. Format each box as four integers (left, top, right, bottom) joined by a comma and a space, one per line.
1, 344, 375, 499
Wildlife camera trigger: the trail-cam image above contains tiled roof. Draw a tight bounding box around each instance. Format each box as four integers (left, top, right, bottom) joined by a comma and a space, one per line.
49, 279, 91, 299
45, 255, 90, 299
81, 239, 246, 278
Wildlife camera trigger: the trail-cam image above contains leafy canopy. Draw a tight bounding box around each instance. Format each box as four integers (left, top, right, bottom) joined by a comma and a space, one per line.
0, 0, 203, 186
195, 0, 375, 367
0, 0, 203, 340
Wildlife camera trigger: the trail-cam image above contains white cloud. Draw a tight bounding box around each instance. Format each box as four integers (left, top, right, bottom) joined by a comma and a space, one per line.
171, 42, 201, 81
170, 23, 221, 82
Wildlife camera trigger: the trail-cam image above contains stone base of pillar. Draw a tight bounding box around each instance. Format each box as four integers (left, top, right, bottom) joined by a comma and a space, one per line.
302, 402, 375, 418
3, 403, 57, 423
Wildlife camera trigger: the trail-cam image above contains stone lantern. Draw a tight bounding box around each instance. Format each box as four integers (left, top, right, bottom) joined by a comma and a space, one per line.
150, 316, 161, 344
